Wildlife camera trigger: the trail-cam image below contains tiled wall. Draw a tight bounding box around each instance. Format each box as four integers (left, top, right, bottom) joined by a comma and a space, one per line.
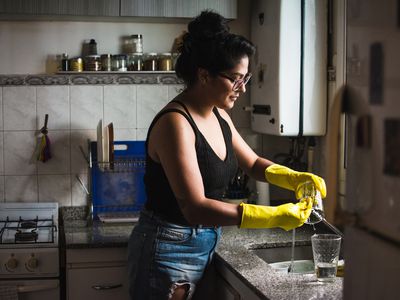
0, 82, 254, 206
0, 83, 186, 206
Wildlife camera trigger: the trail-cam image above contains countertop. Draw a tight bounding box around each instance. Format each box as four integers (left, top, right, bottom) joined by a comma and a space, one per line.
60, 206, 343, 299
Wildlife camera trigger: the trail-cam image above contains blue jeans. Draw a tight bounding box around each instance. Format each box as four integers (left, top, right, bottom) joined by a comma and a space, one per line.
127, 210, 221, 300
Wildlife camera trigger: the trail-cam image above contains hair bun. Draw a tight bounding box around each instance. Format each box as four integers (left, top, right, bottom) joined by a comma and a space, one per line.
188, 10, 229, 42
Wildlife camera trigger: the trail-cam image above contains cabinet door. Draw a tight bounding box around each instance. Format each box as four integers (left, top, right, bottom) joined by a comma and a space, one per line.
59, 0, 119, 16
120, 0, 237, 19
67, 265, 129, 300
0, 0, 60, 15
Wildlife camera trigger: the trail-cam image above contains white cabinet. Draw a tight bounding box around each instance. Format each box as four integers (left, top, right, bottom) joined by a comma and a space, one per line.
250, 0, 327, 136
120, 0, 237, 19
66, 247, 129, 300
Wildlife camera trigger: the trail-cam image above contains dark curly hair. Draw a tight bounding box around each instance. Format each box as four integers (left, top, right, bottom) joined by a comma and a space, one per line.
175, 10, 255, 87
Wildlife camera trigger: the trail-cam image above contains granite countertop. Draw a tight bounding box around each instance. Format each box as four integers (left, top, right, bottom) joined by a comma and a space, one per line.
60, 206, 343, 299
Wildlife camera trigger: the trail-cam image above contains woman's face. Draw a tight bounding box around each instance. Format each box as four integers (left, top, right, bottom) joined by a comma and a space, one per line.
208, 56, 250, 110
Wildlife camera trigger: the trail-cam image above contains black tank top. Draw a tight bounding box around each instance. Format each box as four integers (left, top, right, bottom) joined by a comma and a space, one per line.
144, 101, 238, 225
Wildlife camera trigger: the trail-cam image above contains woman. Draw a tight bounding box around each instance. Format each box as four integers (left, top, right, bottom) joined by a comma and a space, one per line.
127, 10, 326, 300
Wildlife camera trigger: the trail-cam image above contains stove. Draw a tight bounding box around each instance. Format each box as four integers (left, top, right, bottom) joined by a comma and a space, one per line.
0, 202, 60, 299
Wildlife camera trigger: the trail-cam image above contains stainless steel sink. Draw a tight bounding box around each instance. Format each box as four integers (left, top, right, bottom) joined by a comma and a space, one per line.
252, 245, 315, 274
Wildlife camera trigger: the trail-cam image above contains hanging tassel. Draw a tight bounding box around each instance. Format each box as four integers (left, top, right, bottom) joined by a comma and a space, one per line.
37, 114, 52, 162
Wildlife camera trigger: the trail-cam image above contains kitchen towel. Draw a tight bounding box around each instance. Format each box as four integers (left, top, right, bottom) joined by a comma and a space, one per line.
0, 286, 18, 300
256, 181, 270, 206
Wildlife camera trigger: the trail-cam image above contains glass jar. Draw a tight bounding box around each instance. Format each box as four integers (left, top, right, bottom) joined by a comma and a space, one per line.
127, 53, 143, 71
123, 34, 143, 54
143, 53, 158, 71
158, 53, 172, 71
101, 54, 112, 71
61, 53, 69, 71
84, 55, 101, 71
112, 54, 127, 71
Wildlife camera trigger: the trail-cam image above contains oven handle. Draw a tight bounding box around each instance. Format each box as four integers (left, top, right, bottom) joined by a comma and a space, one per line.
92, 284, 123, 290
18, 282, 59, 293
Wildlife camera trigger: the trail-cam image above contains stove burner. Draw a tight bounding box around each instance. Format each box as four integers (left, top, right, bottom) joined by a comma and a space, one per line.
20, 221, 37, 229
15, 230, 38, 242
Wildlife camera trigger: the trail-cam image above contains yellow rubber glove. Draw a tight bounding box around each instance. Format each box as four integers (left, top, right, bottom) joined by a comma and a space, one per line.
239, 199, 313, 231
265, 164, 327, 199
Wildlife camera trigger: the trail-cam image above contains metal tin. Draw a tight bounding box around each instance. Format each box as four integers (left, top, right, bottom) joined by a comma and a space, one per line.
84, 55, 101, 71
70, 57, 83, 72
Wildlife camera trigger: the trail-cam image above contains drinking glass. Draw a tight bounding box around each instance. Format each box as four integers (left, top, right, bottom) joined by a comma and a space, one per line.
297, 181, 324, 224
311, 234, 342, 282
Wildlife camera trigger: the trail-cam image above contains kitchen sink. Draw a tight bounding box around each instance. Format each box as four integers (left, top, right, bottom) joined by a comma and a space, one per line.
252, 245, 315, 274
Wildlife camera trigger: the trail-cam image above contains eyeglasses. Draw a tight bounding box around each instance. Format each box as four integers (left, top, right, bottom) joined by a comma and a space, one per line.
218, 72, 252, 91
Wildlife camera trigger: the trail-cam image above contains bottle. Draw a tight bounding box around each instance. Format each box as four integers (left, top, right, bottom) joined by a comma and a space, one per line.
61, 53, 69, 71
88, 39, 98, 55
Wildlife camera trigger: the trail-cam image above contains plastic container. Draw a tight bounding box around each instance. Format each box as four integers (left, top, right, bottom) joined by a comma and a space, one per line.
90, 141, 147, 220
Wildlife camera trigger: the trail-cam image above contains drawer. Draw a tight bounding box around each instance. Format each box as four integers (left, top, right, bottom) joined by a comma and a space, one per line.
67, 265, 129, 300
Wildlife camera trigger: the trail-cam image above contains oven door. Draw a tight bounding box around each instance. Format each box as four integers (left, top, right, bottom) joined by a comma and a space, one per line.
0, 279, 59, 300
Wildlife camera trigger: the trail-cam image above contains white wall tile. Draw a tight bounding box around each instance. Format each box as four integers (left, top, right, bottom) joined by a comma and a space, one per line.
4, 131, 37, 175
72, 173, 88, 206
137, 128, 148, 141
38, 174, 71, 206
37, 86, 70, 130
37, 130, 70, 175
5, 175, 38, 202
0, 176, 4, 202
168, 85, 185, 100
0, 88, 3, 131
70, 86, 103, 130
137, 85, 169, 128
70, 130, 96, 174
113, 128, 137, 141
3, 86, 36, 130
104, 85, 136, 129
0, 132, 3, 175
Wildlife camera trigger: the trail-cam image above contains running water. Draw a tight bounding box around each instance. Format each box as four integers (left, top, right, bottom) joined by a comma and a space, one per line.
288, 228, 296, 273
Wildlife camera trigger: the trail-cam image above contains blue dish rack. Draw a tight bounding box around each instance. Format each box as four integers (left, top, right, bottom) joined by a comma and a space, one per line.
90, 141, 147, 220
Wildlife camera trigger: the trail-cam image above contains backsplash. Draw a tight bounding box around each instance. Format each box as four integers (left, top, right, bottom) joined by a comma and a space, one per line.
0, 73, 252, 207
